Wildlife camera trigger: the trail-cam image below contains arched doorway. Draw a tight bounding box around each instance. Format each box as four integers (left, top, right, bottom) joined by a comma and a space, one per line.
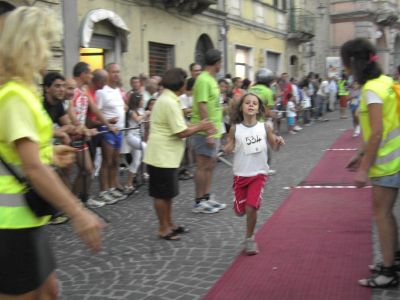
80, 9, 130, 69
289, 55, 299, 78
195, 34, 214, 67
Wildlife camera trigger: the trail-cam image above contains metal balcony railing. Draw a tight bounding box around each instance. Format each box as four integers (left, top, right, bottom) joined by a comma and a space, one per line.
287, 8, 315, 42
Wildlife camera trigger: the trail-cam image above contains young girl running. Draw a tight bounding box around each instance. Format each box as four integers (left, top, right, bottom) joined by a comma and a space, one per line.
223, 93, 285, 255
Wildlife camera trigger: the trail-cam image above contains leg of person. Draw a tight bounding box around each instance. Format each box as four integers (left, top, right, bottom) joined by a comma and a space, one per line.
37, 272, 58, 300
97, 139, 119, 205
373, 186, 398, 267
154, 198, 177, 239
244, 174, 267, 255
359, 185, 399, 287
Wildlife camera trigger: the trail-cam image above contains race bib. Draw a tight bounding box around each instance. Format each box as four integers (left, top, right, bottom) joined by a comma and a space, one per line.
242, 134, 265, 155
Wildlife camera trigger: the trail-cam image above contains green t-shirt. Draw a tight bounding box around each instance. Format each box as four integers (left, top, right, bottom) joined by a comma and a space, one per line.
249, 84, 274, 107
143, 89, 187, 168
191, 71, 222, 138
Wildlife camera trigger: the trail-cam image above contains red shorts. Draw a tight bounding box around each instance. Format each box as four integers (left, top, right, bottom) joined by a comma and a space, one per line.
233, 174, 268, 215
339, 95, 349, 108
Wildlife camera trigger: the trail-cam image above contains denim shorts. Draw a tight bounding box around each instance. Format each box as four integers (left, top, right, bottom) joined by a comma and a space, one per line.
99, 126, 123, 150
192, 134, 220, 157
371, 171, 400, 188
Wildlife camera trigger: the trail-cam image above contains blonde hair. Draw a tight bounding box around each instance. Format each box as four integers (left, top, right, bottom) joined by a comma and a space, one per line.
0, 6, 60, 85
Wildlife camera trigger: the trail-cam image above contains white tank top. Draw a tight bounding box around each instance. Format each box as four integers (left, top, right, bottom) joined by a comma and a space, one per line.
233, 122, 269, 176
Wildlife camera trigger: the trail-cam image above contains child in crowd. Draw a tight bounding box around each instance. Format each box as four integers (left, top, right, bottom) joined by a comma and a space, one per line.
300, 84, 312, 126
124, 92, 150, 192
286, 93, 298, 134
223, 93, 285, 255
348, 81, 361, 137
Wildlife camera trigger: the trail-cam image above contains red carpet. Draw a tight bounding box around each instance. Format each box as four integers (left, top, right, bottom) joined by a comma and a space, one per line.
204, 130, 372, 300
303, 130, 361, 185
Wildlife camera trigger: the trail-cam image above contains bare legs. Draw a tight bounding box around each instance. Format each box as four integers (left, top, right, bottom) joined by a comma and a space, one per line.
194, 155, 216, 198
372, 186, 399, 267
0, 272, 58, 300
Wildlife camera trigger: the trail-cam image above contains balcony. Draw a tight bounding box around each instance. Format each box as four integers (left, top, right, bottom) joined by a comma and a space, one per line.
287, 8, 315, 43
152, 0, 217, 15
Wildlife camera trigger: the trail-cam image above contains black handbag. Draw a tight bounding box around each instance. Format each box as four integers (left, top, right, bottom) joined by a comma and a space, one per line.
0, 156, 57, 217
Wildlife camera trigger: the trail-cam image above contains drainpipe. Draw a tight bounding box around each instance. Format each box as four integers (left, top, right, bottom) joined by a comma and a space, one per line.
222, 0, 228, 75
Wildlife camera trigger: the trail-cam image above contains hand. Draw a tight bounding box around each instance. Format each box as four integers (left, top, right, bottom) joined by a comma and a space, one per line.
275, 135, 285, 146
346, 154, 362, 171
354, 169, 369, 188
53, 145, 76, 168
70, 208, 105, 252
206, 136, 216, 148
108, 126, 119, 134
60, 132, 71, 146
109, 117, 118, 124
223, 143, 234, 154
200, 119, 216, 136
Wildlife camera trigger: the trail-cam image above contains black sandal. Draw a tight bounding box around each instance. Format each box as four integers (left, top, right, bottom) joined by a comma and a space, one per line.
173, 226, 190, 234
159, 232, 180, 241
359, 266, 399, 288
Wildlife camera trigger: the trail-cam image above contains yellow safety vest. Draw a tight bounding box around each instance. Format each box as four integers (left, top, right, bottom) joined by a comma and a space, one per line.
0, 81, 53, 229
338, 80, 349, 96
360, 75, 400, 178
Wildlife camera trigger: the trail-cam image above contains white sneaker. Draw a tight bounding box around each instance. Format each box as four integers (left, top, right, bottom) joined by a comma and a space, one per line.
267, 169, 277, 176
293, 125, 303, 131
353, 125, 360, 137
98, 191, 119, 205
192, 201, 219, 214
208, 194, 227, 210
245, 237, 259, 255
109, 188, 127, 201
86, 197, 106, 208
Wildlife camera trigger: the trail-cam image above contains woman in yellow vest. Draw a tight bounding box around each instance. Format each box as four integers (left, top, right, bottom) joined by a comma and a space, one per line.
341, 38, 400, 288
0, 7, 103, 299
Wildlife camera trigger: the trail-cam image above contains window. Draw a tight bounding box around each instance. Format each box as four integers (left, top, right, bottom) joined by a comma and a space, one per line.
228, 0, 241, 16
80, 48, 104, 70
276, 12, 286, 30
235, 46, 252, 79
266, 51, 281, 75
149, 42, 174, 77
254, 3, 264, 23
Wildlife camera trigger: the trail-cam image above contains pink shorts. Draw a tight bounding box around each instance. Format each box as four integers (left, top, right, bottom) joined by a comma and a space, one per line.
233, 174, 268, 215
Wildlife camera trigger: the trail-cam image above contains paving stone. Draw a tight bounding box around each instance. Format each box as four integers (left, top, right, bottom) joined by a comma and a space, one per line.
49, 114, 399, 300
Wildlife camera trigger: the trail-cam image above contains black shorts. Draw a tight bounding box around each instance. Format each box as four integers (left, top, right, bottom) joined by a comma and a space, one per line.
0, 227, 56, 295
148, 165, 179, 199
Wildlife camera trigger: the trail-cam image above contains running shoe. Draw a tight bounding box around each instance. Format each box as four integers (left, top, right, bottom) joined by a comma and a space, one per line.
245, 237, 259, 255
87, 197, 106, 208
98, 191, 119, 205
207, 194, 227, 210
192, 201, 219, 214
109, 188, 127, 201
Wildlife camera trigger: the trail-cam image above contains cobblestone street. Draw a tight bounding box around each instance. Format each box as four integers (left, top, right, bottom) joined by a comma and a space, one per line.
46, 112, 400, 300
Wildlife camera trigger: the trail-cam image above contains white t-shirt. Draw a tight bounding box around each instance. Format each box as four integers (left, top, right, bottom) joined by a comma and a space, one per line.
301, 89, 311, 108
286, 101, 296, 117
317, 80, 329, 97
365, 91, 383, 105
179, 93, 192, 110
233, 122, 269, 176
96, 85, 126, 129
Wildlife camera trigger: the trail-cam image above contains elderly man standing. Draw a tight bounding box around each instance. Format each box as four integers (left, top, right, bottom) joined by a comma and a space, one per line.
191, 49, 227, 213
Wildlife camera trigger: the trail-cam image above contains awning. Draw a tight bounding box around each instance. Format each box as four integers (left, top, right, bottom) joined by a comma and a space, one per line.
81, 9, 130, 52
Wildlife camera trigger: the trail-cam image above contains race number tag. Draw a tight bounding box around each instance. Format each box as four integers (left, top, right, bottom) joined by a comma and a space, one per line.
243, 135, 264, 155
